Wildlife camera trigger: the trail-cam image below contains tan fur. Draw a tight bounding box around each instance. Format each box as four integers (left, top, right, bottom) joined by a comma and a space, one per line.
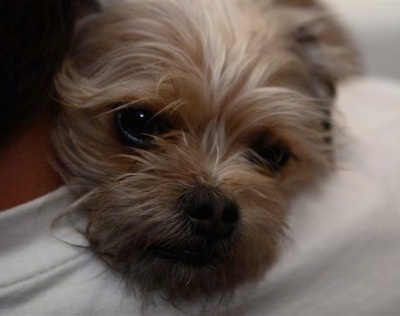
53, 0, 359, 304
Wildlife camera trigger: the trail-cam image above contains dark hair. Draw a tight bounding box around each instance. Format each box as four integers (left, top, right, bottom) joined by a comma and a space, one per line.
0, 0, 77, 139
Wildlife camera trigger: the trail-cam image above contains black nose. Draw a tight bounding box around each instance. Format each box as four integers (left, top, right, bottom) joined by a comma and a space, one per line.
180, 186, 239, 239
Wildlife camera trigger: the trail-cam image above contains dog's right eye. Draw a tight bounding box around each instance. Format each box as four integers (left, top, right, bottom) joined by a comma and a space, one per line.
114, 107, 171, 148
248, 136, 291, 175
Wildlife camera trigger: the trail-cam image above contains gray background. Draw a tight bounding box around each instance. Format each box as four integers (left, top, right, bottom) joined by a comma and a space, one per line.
323, 1, 400, 80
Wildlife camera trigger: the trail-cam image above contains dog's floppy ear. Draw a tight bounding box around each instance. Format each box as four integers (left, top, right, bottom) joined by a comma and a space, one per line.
273, 0, 360, 101
269, 0, 360, 140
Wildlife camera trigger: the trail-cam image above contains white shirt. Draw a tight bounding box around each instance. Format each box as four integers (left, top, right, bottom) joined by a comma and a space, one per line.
1, 77, 400, 315
0, 187, 142, 315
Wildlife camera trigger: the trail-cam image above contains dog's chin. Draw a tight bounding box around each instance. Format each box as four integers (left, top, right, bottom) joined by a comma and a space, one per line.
114, 236, 276, 303
149, 242, 229, 266
130, 256, 240, 302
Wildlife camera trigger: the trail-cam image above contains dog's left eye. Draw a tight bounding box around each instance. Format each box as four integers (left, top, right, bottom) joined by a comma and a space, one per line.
115, 107, 171, 148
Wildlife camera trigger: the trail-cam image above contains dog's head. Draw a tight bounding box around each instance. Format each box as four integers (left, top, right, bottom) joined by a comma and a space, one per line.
54, 0, 359, 302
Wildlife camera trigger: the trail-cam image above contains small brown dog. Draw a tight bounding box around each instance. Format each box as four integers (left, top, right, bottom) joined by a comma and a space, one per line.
53, 0, 358, 303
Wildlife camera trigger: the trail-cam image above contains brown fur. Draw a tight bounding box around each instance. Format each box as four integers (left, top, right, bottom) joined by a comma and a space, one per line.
53, 0, 359, 304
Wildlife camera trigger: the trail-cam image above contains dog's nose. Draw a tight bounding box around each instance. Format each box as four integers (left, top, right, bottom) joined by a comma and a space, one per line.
180, 187, 239, 239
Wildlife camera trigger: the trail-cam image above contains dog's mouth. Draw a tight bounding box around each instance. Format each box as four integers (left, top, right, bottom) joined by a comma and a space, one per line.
154, 248, 213, 264
149, 242, 230, 265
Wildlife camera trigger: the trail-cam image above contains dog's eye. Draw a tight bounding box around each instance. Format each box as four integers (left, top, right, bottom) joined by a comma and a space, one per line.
115, 107, 171, 148
249, 138, 291, 175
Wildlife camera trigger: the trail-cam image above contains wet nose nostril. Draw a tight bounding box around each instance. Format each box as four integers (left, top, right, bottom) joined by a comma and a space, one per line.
221, 201, 239, 224
186, 202, 215, 221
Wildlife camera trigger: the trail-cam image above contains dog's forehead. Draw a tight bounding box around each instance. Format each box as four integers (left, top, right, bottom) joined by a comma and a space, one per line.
75, 1, 297, 90
155, 71, 292, 133
74, 1, 314, 140
101, 2, 305, 128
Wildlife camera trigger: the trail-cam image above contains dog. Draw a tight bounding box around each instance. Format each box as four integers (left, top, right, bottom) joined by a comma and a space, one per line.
53, 0, 359, 304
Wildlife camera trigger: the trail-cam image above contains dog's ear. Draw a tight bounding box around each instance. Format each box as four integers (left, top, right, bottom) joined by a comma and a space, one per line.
273, 0, 360, 101
269, 0, 360, 141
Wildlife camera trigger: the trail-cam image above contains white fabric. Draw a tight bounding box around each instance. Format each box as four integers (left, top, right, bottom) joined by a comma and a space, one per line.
1, 77, 400, 315
0, 187, 142, 315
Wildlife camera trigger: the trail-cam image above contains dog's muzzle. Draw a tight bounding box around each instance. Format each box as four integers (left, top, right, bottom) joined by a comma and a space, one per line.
150, 185, 240, 265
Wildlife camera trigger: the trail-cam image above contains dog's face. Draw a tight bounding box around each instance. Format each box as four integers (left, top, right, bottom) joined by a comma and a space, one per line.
54, 0, 358, 302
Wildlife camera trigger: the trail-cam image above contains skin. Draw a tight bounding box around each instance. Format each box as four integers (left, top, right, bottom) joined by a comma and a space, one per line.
0, 110, 62, 212
0, 0, 77, 212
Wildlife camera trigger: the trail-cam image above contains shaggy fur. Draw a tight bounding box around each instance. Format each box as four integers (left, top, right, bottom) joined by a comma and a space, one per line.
53, 0, 359, 304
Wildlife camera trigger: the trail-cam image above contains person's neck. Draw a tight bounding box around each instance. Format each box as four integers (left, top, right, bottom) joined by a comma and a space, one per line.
0, 112, 63, 212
